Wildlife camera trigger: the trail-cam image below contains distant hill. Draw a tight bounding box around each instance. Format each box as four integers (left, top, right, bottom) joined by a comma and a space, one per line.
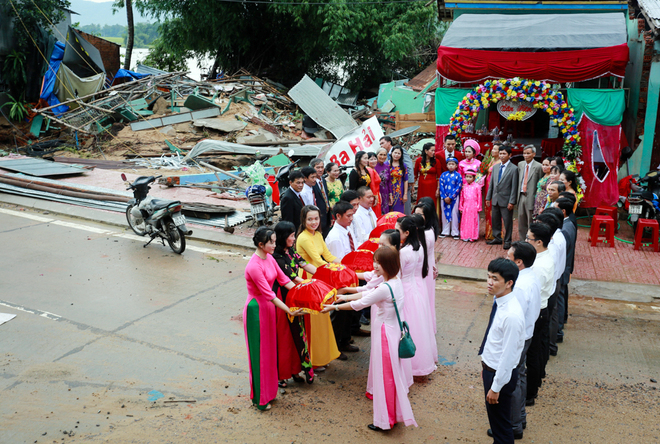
68, 0, 154, 26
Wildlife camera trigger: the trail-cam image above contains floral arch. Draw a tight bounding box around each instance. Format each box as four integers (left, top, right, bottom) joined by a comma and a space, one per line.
448, 78, 582, 159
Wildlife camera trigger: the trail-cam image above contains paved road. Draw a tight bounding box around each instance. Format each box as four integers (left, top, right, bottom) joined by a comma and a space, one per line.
1, 206, 659, 444
0, 207, 253, 443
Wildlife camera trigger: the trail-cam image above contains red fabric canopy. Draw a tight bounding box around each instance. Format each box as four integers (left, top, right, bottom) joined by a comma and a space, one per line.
437, 44, 629, 84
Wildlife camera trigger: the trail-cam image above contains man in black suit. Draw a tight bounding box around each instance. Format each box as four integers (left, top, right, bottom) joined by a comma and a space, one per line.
486, 145, 519, 249
311, 158, 332, 236
553, 198, 577, 347
279, 170, 305, 231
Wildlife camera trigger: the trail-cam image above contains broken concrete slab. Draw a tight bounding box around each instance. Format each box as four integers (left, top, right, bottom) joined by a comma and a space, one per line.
192, 118, 247, 133
159, 125, 177, 137
236, 131, 279, 145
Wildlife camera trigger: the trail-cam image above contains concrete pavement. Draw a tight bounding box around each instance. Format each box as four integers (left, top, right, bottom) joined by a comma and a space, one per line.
2, 191, 657, 304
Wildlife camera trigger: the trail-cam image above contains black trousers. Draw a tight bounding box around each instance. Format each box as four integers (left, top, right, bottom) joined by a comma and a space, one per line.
331, 311, 353, 348
492, 204, 513, 244
545, 285, 559, 367
526, 307, 549, 401
483, 367, 519, 444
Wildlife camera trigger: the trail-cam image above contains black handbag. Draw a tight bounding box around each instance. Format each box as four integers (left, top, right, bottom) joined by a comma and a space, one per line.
385, 283, 416, 359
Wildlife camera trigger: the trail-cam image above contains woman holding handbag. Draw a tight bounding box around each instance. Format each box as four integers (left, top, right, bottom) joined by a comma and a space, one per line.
323, 247, 417, 432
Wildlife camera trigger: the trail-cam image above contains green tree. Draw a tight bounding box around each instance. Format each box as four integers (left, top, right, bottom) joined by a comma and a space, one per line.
1, 0, 69, 99
139, 38, 190, 72
137, 0, 440, 91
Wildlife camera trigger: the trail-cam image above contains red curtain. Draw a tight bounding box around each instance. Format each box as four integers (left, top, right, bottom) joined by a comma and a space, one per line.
437, 44, 629, 84
579, 116, 622, 208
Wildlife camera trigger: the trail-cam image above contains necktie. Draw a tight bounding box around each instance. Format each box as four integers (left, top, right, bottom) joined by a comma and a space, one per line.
522, 164, 529, 193
498, 164, 504, 183
320, 183, 329, 210
298, 194, 305, 206
370, 211, 376, 229
347, 230, 355, 251
478, 299, 498, 355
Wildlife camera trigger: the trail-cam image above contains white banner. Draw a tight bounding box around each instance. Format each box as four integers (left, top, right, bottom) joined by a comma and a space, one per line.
320, 116, 384, 167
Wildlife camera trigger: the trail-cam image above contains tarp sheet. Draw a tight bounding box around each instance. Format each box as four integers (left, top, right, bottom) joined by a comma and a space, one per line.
441, 13, 628, 51
39, 41, 69, 116
55, 63, 106, 107
63, 26, 105, 78
111, 68, 150, 86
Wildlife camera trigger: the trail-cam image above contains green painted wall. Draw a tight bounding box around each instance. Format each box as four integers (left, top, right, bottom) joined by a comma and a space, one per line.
635, 44, 660, 177
621, 15, 645, 179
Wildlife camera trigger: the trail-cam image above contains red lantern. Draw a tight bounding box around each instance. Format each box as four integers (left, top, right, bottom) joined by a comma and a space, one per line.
377, 211, 405, 226
358, 238, 379, 252
286, 279, 337, 315
341, 249, 375, 273
314, 263, 359, 289
369, 224, 395, 239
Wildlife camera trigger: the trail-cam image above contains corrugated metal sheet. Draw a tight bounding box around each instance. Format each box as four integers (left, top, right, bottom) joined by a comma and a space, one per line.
405, 64, 438, 92
639, 0, 660, 29
184, 139, 322, 160
0, 158, 86, 177
288, 75, 358, 139
136, 64, 170, 76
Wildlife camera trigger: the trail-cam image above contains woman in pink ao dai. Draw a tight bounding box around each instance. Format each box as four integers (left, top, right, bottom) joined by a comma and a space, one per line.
324, 246, 417, 432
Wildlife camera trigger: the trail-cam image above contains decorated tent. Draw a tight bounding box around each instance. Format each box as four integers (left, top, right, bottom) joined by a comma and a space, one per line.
434, 13, 630, 207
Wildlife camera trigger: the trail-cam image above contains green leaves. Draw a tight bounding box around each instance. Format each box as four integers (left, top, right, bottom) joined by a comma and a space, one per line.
138, 0, 442, 90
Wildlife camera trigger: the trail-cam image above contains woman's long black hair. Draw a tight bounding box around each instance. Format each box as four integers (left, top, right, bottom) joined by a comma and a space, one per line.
354, 150, 368, 177
397, 215, 428, 278
390, 145, 407, 178
416, 199, 439, 240
420, 142, 436, 167
274, 221, 296, 254
381, 229, 401, 251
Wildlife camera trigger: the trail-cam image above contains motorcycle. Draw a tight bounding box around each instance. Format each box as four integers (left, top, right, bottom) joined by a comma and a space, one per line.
246, 184, 274, 226
620, 171, 660, 233
121, 173, 192, 254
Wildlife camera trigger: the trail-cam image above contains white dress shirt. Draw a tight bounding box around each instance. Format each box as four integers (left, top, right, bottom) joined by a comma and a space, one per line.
530, 249, 555, 309
301, 183, 315, 206
353, 205, 378, 245
325, 222, 353, 261
513, 268, 541, 340
481, 291, 526, 392
548, 231, 567, 291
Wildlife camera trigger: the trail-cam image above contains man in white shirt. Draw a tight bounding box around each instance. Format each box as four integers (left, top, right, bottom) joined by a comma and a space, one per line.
325, 201, 356, 261
324, 200, 360, 353
506, 242, 541, 439
479, 258, 526, 444
525, 222, 555, 406
352, 186, 378, 245
300, 166, 317, 206
537, 210, 566, 359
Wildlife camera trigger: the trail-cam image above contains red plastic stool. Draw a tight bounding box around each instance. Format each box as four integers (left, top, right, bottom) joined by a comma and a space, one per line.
634, 218, 660, 252
588, 215, 615, 247
595, 206, 619, 233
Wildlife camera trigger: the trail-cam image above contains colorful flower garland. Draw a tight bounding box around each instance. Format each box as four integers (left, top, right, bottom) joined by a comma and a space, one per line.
449, 78, 581, 150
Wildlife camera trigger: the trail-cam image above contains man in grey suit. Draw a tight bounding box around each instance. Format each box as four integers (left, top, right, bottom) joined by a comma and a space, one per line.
517, 145, 544, 242
486, 145, 519, 249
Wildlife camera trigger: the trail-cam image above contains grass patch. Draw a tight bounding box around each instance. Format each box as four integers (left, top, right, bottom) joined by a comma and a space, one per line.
103, 36, 124, 45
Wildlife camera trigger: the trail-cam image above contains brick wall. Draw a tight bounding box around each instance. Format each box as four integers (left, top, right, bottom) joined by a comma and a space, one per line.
77, 30, 121, 80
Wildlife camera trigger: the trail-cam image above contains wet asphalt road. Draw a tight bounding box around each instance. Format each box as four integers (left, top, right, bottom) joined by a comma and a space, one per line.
1, 206, 659, 444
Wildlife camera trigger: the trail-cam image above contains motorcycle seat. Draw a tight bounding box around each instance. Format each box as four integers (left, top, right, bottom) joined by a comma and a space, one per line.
150, 199, 178, 210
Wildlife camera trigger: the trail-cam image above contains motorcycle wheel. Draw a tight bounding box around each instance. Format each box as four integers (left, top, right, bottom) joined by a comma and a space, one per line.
126, 204, 147, 236
166, 221, 186, 254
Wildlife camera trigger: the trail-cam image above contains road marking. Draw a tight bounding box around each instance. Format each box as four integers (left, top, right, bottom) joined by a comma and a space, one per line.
0, 208, 53, 222
1, 207, 243, 257
0, 300, 62, 321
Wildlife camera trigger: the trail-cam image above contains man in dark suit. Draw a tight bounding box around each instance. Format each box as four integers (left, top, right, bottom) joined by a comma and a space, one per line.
279, 170, 305, 231
554, 198, 576, 347
311, 158, 332, 236
517, 145, 543, 242
436, 134, 465, 175
300, 166, 330, 236
486, 145, 519, 249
